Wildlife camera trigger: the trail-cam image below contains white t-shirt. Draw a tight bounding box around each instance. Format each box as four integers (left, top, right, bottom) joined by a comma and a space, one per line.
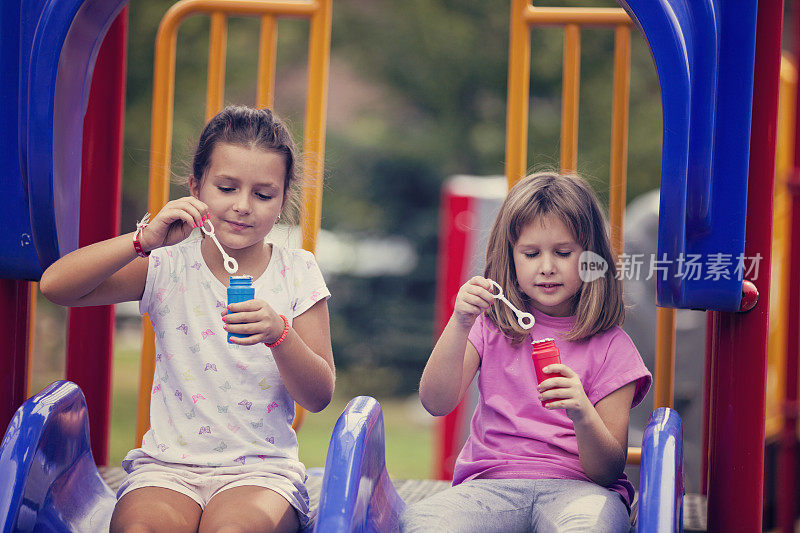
124, 231, 330, 476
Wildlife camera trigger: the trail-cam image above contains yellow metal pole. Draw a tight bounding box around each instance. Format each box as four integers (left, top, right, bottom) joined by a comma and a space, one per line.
505, 0, 532, 189
154, 0, 317, 18
627, 446, 641, 465
654, 307, 677, 408
138, 1, 184, 446
299, 0, 332, 254
762, 55, 795, 439
295, 0, 333, 431
560, 24, 580, 174
525, 6, 632, 26
609, 25, 631, 257
136, 317, 156, 445
256, 15, 278, 109
25, 282, 37, 397
206, 12, 228, 121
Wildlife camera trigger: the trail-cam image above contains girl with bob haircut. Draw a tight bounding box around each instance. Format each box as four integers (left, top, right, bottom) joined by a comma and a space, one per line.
485, 171, 625, 342
403, 172, 651, 532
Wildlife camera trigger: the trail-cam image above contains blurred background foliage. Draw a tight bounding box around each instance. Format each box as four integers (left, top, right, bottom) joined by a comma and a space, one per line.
116, 0, 662, 397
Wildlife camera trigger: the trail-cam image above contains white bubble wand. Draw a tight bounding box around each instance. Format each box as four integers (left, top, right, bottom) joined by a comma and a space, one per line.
487, 279, 535, 329
201, 219, 239, 274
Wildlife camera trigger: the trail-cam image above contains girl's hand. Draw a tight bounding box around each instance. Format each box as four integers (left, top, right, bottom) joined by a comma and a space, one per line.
222, 299, 285, 345
453, 276, 494, 329
138, 197, 209, 253
537, 364, 593, 422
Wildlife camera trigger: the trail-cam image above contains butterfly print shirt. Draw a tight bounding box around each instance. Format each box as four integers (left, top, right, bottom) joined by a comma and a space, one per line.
125, 231, 330, 474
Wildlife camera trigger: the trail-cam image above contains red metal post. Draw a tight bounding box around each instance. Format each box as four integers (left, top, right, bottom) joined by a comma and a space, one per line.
434, 190, 472, 480
706, 1, 783, 531
778, 2, 800, 529
65, 9, 127, 466
0, 280, 31, 433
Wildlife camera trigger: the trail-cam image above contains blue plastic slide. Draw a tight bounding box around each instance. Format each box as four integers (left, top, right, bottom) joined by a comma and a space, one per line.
0, 381, 115, 531
636, 408, 684, 532
315, 396, 406, 532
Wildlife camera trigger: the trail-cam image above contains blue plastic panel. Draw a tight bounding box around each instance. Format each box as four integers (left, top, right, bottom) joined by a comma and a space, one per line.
691, 0, 757, 308
0, 0, 127, 279
25, 0, 128, 273
619, 0, 757, 311
315, 396, 406, 532
636, 407, 684, 532
0, 381, 115, 532
0, 1, 40, 279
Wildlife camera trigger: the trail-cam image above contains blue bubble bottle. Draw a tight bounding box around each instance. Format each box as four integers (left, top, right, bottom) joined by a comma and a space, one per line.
227, 275, 254, 342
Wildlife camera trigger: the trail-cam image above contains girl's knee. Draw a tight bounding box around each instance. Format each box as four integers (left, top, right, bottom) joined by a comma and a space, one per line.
400, 503, 452, 533
543, 497, 630, 533
531, 482, 630, 533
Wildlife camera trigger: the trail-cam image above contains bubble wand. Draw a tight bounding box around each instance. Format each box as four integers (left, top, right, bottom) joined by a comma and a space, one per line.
201, 219, 238, 274
487, 279, 535, 329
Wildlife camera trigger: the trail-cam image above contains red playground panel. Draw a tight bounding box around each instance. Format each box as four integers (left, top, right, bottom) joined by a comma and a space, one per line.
434, 175, 506, 480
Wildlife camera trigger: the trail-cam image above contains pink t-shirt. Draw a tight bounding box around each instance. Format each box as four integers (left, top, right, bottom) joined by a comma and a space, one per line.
454, 308, 652, 506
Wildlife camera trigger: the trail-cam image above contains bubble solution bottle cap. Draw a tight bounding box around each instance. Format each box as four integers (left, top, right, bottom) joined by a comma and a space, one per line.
229, 275, 253, 286
531, 338, 561, 406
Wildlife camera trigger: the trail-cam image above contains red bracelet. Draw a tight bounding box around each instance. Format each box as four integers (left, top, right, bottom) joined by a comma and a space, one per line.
133, 212, 151, 258
265, 314, 289, 348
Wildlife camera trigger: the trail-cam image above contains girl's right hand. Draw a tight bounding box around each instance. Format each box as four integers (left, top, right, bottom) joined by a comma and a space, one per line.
453, 276, 494, 329
138, 196, 209, 253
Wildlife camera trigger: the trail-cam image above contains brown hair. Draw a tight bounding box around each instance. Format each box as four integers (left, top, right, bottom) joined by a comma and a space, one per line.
190, 105, 301, 222
484, 172, 624, 342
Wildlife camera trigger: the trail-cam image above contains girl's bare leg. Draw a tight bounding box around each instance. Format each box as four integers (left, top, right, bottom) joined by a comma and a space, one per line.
110, 487, 202, 533
199, 486, 299, 533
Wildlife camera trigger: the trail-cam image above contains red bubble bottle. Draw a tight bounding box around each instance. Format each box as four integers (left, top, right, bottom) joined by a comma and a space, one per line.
531, 338, 561, 405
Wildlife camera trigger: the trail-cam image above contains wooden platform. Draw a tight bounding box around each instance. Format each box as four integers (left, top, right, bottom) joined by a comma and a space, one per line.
100, 467, 708, 530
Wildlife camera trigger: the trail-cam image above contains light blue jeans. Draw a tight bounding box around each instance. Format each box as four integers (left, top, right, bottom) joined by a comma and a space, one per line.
399, 478, 631, 533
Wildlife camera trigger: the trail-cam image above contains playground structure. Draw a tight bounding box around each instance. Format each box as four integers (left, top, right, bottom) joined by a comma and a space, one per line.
0, 1, 798, 532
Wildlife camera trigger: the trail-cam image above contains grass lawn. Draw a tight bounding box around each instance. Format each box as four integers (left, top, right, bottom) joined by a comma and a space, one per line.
106, 344, 435, 480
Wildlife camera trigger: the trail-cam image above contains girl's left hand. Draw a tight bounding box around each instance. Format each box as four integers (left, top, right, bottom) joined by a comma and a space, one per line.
537, 364, 593, 422
222, 299, 286, 345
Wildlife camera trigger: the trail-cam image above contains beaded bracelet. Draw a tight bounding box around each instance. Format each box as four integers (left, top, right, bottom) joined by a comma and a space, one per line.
265, 314, 289, 348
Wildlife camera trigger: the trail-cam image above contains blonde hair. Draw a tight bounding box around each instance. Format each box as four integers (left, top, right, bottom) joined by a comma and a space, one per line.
484, 172, 624, 342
